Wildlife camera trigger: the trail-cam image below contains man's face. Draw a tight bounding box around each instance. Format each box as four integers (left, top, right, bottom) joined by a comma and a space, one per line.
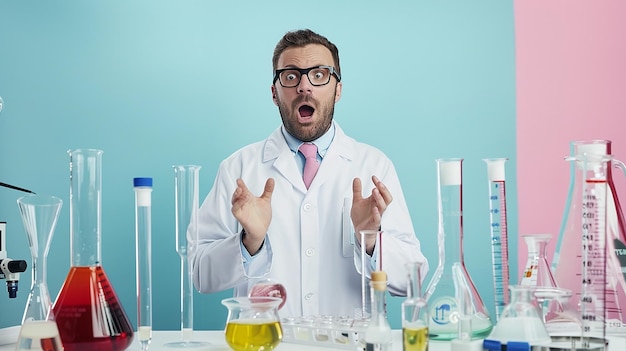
272, 44, 342, 142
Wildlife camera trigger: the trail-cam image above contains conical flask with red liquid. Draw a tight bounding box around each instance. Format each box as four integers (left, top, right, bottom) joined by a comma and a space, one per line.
52, 149, 134, 351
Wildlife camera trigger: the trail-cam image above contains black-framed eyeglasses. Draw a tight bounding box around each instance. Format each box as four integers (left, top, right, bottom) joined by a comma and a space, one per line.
273, 65, 341, 88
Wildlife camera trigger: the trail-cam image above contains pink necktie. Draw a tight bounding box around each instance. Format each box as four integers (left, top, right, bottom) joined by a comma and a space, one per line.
299, 143, 319, 189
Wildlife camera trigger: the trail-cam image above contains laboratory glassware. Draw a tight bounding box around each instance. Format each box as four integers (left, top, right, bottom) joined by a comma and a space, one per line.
402, 262, 428, 351
483, 158, 511, 321
165, 165, 209, 349
520, 234, 557, 288
357, 230, 383, 320
17, 195, 62, 323
134, 178, 153, 351
485, 285, 551, 346
423, 158, 493, 341
364, 271, 392, 351
221, 296, 283, 351
52, 149, 134, 351
553, 143, 626, 336
15, 320, 64, 351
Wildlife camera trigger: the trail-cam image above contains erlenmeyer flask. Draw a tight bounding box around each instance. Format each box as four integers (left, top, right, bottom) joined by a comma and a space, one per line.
423, 158, 493, 340
520, 234, 557, 289
52, 149, 134, 351
553, 141, 626, 335
486, 285, 551, 346
402, 261, 429, 351
17, 194, 62, 323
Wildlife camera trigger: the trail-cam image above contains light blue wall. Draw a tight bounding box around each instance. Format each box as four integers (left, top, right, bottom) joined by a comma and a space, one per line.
0, 0, 516, 330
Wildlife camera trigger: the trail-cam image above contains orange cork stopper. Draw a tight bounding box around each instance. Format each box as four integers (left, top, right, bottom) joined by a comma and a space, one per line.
370, 271, 388, 291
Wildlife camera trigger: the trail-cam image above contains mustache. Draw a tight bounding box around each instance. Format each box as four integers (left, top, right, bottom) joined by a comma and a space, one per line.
292, 95, 317, 109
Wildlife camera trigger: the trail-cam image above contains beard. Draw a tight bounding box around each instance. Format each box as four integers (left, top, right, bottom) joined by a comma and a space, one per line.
276, 90, 336, 142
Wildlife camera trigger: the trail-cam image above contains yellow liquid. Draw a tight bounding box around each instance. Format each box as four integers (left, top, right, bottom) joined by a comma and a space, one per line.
225, 319, 282, 351
403, 326, 428, 351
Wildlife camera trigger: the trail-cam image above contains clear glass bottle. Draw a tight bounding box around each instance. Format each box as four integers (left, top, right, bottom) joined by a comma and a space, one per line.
134, 178, 153, 351
364, 271, 392, 351
402, 262, 428, 351
52, 149, 134, 351
423, 158, 493, 341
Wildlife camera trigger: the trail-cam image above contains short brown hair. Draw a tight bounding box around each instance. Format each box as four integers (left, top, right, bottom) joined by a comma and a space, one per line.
272, 29, 341, 77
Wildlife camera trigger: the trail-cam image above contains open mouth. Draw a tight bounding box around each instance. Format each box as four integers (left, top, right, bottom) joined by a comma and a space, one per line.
299, 105, 315, 118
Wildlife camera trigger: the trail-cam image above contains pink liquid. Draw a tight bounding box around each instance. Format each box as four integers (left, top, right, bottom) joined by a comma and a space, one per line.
52, 266, 134, 351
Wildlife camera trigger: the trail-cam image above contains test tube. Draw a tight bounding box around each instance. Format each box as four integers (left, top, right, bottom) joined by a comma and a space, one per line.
359, 230, 382, 319
134, 177, 153, 351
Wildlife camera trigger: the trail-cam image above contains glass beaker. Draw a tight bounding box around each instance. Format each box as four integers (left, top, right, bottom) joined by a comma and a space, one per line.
52, 149, 134, 351
553, 142, 626, 335
486, 285, 551, 346
17, 194, 62, 323
423, 158, 493, 340
402, 262, 428, 351
164, 165, 210, 350
221, 297, 283, 351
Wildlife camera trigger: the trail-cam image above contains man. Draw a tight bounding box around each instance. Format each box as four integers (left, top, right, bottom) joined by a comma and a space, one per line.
191, 29, 428, 318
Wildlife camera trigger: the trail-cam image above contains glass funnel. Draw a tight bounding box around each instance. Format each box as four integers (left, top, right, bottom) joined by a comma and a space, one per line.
221, 297, 283, 351
423, 158, 493, 340
17, 194, 62, 323
52, 149, 134, 351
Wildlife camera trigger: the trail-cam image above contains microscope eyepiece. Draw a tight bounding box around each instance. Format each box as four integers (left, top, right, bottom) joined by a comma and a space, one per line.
6, 280, 18, 298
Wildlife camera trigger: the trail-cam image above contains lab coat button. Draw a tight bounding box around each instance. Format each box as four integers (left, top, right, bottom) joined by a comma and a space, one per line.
303, 203, 312, 211
305, 293, 314, 300
305, 248, 315, 256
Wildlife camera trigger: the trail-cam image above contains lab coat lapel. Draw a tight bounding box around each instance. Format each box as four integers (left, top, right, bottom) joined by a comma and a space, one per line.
263, 127, 306, 190
307, 123, 355, 189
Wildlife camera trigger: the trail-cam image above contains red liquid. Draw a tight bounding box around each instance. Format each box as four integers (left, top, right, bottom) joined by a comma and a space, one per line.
52, 266, 134, 351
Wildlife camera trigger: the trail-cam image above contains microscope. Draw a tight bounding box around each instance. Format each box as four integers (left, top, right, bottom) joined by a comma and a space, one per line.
0, 222, 27, 298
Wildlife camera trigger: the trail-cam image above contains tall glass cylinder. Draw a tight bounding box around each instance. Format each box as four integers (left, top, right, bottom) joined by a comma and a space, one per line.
165, 165, 209, 349
134, 178, 153, 351
423, 158, 493, 341
53, 149, 134, 351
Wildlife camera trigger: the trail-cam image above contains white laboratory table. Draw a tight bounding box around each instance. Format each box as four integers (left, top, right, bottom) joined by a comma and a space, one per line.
1, 328, 625, 351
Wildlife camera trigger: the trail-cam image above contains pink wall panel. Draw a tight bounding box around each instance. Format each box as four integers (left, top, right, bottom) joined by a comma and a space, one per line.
515, 0, 626, 277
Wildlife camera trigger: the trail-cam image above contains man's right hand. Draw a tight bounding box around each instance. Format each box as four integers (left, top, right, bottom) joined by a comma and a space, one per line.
231, 178, 274, 255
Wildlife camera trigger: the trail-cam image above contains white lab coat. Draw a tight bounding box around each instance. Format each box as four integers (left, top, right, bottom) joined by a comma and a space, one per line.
191, 122, 428, 318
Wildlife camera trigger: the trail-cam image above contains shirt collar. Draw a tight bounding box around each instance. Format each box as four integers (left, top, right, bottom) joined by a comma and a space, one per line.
281, 121, 335, 158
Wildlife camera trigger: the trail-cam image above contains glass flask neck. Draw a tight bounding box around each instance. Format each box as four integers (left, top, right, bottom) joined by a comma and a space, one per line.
436, 159, 464, 267
69, 149, 103, 267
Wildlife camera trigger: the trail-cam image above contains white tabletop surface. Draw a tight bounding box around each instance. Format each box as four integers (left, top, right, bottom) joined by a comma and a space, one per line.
1, 328, 625, 351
